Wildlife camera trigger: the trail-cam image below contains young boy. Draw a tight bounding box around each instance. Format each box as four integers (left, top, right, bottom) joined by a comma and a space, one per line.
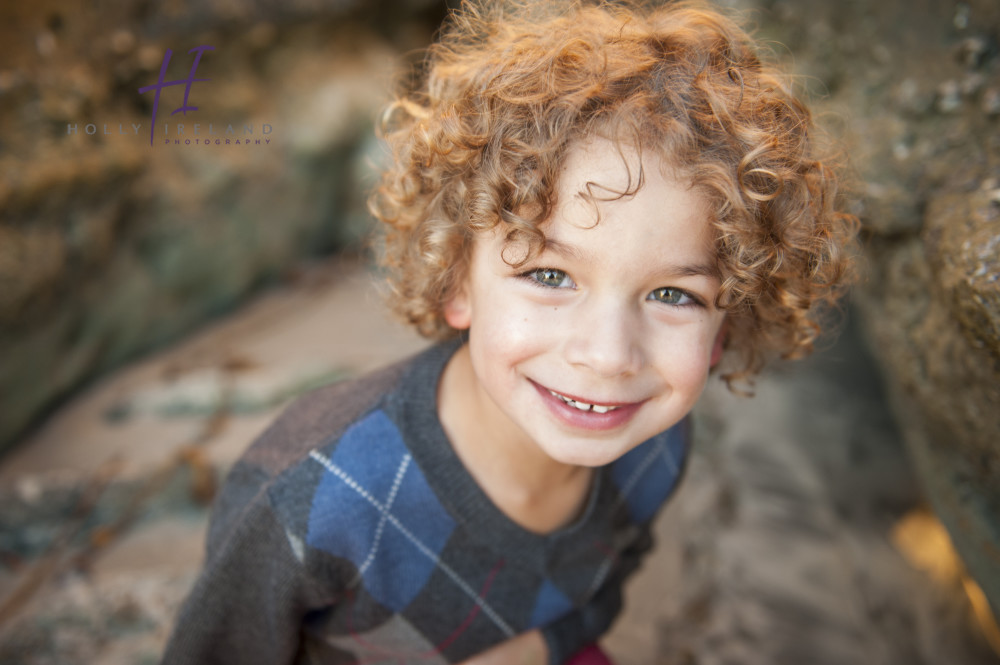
162, 1, 856, 664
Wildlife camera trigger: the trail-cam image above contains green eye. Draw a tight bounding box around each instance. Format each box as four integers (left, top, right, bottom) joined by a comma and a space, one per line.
530, 268, 573, 288
649, 287, 694, 306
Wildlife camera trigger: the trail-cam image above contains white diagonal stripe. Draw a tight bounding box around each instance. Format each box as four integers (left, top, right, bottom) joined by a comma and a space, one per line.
355, 454, 411, 581
659, 441, 679, 477
592, 437, 672, 595
309, 450, 515, 637
285, 529, 305, 563
586, 555, 615, 598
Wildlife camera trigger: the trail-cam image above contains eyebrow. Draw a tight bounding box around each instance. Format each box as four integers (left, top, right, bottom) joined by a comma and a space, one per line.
542, 237, 721, 280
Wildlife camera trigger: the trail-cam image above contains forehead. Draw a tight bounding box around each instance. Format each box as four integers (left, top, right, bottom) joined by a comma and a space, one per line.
538, 138, 717, 262
557, 137, 671, 199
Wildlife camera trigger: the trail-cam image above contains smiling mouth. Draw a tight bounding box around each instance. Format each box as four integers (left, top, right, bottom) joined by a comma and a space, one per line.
547, 389, 621, 414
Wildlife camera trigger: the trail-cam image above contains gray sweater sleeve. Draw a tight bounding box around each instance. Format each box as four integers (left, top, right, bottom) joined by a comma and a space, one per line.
161, 364, 409, 665
160, 464, 338, 665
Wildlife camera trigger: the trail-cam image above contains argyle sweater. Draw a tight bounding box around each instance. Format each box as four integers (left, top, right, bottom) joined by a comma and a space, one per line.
162, 341, 691, 665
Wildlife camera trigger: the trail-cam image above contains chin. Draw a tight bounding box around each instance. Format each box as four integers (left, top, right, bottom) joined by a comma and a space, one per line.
541, 441, 628, 468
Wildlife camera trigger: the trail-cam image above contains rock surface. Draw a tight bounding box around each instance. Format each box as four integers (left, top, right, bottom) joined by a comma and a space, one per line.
0, 0, 445, 453
675, 0, 1000, 623
749, 0, 1000, 617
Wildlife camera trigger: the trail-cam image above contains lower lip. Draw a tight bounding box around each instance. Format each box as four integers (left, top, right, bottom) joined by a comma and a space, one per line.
531, 381, 644, 431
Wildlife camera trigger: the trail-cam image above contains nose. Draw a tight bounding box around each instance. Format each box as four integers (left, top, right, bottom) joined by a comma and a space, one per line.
564, 297, 642, 378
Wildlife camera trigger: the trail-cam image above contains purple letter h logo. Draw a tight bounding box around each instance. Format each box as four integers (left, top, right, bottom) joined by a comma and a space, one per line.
138, 45, 214, 146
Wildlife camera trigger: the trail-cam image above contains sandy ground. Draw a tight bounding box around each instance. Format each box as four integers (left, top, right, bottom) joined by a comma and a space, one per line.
0, 259, 997, 664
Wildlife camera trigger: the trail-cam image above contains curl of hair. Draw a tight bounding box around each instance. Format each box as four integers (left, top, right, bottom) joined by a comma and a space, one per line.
369, 0, 860, 388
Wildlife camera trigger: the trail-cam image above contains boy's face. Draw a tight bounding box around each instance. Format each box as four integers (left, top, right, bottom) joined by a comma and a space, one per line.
443, 138, 726, 468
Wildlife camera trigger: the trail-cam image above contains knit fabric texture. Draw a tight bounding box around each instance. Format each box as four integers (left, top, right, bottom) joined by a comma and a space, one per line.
162, 341, 691, 665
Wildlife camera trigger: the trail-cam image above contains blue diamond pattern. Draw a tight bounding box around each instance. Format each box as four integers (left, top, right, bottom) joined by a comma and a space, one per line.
529, 579, 574, 628
307, 409, 456, 611
611, 421, 687, 523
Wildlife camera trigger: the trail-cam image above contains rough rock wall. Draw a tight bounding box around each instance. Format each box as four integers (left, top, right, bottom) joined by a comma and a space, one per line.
0, 0, 445, 452
752, 0, 1000, 616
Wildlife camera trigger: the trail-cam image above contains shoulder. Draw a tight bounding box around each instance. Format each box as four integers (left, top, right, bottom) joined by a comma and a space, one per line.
267, 353, 461, 605
606, 416, 692, 524
204, 354, 421, 547
238, 353, 421, 477
218, 341, 458, 531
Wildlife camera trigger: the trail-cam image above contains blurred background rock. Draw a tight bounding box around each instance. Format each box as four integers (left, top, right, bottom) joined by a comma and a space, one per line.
760, 0, 1000, 634
0, 0, 447, 455
0, 0, 998, 663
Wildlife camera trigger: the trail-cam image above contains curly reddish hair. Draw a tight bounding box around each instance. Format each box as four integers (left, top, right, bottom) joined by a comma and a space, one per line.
369, 0, 858, 387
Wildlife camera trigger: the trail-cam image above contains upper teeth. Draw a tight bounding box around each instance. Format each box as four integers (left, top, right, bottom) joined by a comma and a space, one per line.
549, 390, 619, 414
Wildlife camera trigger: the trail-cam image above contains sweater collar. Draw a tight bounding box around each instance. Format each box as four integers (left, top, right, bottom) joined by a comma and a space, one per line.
390, 340, 612, 571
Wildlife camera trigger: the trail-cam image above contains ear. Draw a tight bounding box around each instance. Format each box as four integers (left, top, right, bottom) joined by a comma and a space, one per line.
443, 284, 471, 331
710, 319, 727, 368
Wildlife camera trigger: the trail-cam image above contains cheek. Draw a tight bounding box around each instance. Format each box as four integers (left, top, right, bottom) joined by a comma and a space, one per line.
658, 348, 713, 414
650, 325, 719, 383
672, 354, 713, 391
475, 305, 547, 361
468, 296, 559, 380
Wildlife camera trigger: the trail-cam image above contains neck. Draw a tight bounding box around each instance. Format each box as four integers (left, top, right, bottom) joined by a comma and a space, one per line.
438, 344, 593, 533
